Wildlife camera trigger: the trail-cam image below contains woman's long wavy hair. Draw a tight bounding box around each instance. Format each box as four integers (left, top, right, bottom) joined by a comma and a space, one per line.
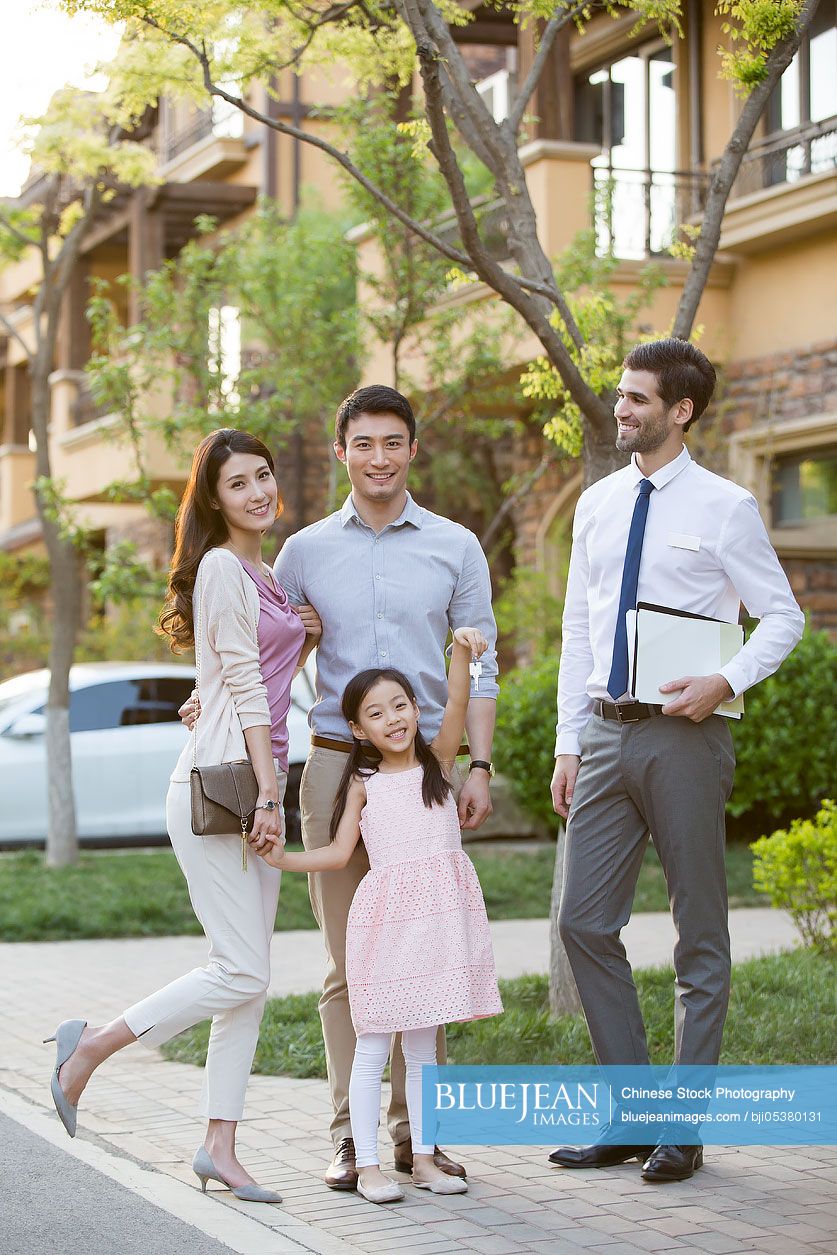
328, 668, 452, 842
158, 428, 282, 652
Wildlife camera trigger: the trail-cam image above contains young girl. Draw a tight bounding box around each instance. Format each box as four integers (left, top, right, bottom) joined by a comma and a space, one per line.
260, 627, 502, 1203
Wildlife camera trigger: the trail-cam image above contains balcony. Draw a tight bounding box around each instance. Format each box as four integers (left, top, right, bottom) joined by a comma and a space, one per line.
733, 116, 837, 199
718, 117, 837, 253
592, 166, 709, 260
159, 100, 250, 183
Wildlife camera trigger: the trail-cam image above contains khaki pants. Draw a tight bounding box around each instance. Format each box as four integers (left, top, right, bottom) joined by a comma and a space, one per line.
301, 747, 454, 1148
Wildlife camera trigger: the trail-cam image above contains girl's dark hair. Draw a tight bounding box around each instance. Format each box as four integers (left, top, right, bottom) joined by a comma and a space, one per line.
328, 668, 451, 841
158, 428, 282, 652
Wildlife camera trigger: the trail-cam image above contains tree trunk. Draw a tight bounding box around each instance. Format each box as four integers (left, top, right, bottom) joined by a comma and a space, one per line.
30, 362, 83, 868
581, 410, 627, 488
43, 520, 83, 867
548, 823, 581, 1016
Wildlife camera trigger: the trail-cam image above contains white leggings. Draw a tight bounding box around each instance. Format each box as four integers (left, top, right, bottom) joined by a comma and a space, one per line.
349, 1027, 438, 1168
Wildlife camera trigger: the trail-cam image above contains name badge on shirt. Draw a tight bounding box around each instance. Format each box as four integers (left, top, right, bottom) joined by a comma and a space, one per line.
668, 531, 701, 552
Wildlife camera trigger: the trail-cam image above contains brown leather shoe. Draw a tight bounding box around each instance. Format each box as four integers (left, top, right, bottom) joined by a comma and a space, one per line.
325, 1137, 358, 1190
393, 1141, 466, 1179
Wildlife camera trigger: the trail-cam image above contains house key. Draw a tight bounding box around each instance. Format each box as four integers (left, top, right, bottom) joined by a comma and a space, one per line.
469, 657, 483, 692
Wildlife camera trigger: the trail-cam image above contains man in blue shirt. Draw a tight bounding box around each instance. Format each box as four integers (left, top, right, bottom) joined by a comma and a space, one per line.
276, 386, 499, 1188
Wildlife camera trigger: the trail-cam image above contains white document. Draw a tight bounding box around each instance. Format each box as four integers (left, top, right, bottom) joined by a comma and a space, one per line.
630, 605, 745, 719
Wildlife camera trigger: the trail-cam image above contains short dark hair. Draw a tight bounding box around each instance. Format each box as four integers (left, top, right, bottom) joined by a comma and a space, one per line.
622, 338, 716, 432
335, 385, 416, 448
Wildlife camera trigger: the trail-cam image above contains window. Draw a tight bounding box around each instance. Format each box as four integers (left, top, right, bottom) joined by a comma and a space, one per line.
66, 677, 195, 733
762, 0, 837, 186
575, 44, 679, 257
772, 446, 837, 526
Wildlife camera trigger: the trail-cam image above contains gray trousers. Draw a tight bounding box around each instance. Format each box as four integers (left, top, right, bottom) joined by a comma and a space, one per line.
558, 713, 736, 1066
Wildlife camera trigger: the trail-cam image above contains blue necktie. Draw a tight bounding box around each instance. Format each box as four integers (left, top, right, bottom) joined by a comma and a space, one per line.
607, 478, 655, 700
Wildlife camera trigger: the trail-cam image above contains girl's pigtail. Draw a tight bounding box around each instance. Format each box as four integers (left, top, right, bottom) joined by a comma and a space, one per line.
415, 726, 453, 810
327, 738, 380, 842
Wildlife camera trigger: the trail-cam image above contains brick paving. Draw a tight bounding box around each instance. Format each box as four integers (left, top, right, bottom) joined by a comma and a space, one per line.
1, 920, 835, 1254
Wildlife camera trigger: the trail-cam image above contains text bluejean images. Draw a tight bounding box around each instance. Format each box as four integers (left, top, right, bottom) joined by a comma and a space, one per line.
422, 1066, 837, 1146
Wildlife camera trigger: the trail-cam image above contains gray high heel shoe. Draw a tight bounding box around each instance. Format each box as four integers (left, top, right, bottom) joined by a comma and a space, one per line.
44, 1018, 87, 1138
192, 1146, 283, 1204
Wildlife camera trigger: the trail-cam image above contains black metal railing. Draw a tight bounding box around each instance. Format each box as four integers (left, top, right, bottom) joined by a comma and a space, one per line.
592, 166, 710, 260
730, 115, 837, 199
161, 101, 244, 164
162, 109, 215, 162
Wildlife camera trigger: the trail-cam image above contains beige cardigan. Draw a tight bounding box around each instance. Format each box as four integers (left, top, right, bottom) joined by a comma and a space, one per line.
170, 547, 270, 784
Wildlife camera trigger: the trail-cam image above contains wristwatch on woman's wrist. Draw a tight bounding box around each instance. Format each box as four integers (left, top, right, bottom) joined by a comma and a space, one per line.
255, 799, 279, 812
469, 760, 494, 777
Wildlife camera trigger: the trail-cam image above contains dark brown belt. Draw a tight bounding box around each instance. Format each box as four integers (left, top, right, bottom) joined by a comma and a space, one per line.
593, 699, 664, 724
311, 734, 470, 756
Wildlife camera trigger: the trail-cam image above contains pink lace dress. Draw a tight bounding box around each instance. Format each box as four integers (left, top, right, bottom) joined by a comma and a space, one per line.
345, 765, 503, 1035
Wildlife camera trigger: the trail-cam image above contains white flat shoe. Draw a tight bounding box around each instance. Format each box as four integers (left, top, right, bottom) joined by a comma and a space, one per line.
413, 1174, 468, 1194
44, 1018, 87, 1138
357, 1177, 404, 1204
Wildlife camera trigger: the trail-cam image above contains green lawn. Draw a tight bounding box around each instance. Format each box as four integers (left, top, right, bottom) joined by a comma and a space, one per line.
161, 950, 836, 1076
0, 840, 763, 943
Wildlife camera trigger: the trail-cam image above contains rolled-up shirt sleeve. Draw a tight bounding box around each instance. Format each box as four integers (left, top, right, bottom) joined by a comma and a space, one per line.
202, 564, 270, 730
449, 532, 499, 699
556, 499, 595, 757
717, 496, 805, 697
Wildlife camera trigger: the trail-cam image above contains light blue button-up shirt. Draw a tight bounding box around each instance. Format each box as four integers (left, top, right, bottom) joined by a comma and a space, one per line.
274, 492, 499, 741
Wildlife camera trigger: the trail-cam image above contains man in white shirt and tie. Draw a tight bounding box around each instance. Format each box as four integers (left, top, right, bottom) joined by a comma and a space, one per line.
549, 339, 804, 1183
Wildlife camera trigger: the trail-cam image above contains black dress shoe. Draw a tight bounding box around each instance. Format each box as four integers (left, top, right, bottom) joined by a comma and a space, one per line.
325, 1137, 357, 1190
641, 1144, 704, 1182
393, 1141, 467, 1178
548, 1141, 655, 1168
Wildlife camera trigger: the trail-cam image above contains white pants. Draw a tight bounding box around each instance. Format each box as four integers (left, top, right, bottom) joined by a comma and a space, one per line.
349, 1027, 437, 1168
123, 773, 284, 1121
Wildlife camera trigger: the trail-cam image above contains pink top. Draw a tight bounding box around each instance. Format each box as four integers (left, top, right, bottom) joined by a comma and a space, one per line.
238, 558, 306, 771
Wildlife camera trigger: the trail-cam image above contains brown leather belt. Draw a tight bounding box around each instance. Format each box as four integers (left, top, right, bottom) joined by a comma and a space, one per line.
593, 699, 664, 724
311, 734, 470, 756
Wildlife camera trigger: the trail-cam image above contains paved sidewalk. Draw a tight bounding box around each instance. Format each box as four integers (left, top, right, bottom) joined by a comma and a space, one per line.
1, 912, 835, 1255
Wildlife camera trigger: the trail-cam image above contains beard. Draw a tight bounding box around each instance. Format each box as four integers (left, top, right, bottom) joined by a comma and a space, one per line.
615, 410, 673, 454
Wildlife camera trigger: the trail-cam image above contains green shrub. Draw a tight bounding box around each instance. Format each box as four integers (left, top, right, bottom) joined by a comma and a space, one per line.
729, 625, 836, 833
494, 624, 836, 837
494, 654, 559, 831
751, 799, 837, 953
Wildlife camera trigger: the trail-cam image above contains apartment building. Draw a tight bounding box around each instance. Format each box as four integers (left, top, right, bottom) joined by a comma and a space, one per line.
355, 1, 837, 633
1, 1, 835, 632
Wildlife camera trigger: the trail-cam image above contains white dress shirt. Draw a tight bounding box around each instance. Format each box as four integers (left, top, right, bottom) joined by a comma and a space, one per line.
556, 445, 805, 756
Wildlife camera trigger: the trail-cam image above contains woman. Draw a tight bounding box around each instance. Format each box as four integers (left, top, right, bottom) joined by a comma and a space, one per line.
45, 429, 319, 1203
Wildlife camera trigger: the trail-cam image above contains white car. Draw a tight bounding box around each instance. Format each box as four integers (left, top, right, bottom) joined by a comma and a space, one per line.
0, 660, 316, 845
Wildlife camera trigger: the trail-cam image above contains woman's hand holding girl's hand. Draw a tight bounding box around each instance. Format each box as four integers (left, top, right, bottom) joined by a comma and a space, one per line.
256, 833, 287, 868
248, 796, 283, 855
453, 626, 488, 658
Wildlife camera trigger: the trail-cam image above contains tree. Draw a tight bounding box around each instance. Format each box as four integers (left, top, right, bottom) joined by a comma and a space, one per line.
336, 96, 526, 549
0, 89, 156, 866
88, 202, 357, 452
66, 0, 819, 484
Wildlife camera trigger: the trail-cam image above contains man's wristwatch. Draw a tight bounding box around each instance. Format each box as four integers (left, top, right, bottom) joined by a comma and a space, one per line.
469, 760, 494, 777
255, 800, 279, 812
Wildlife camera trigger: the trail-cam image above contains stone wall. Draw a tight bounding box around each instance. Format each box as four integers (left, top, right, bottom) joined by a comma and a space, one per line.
719, 337, 837, 636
